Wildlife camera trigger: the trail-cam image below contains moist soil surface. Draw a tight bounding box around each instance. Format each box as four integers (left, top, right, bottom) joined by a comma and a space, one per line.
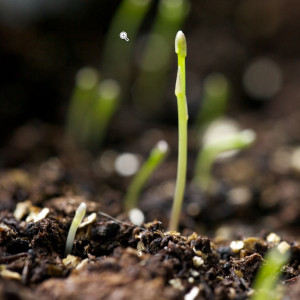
0, 110, 299, 300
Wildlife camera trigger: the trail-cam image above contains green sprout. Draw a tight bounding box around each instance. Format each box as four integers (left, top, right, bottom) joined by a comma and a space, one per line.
251, 244, 290, 300
193, 129, 256, 191
124, 140, 169, 212
66, 67, 99, 145
169, 30, 188, 232
65, 202, 87, 257
101, 0, 151, 86
87, 79, 121, 151
134, 0, 190, 115
66, 74, 121, 151
195, 72, 230, 130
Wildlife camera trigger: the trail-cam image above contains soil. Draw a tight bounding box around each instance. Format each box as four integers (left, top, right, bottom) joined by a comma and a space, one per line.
0, 112, 299, 299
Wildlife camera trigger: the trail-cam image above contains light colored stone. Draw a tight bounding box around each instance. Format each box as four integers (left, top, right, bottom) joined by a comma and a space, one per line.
230, 240, 244, 252
192, 256, 204, 267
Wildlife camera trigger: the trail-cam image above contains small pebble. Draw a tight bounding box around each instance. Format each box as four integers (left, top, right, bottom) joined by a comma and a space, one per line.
169, 278, 184, 291
192, 256, 204, 267
129, 208, 145, 226
188, 277, 195, 284
190, 270, 200, 277
230, 240, 244, 252
266, 232, 281, 244
277, 241, 290, 254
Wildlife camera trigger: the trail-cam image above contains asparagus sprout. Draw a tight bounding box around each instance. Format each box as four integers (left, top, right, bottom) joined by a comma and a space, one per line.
169, 31, 188, 232
193, 129, 256, 191
101, 0, 151, 85
65, 202, 87, 257
251, 244, 290, 300
66, 67, 99, 144
88, 79, 121, 151
124, 140, 169, 211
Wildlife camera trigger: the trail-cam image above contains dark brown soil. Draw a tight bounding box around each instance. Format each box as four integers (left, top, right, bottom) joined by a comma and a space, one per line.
0, 200, 299, 300
0, 117, 299, 300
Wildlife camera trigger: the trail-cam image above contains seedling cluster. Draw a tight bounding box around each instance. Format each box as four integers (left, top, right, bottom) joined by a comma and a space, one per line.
66, 23, 256, 231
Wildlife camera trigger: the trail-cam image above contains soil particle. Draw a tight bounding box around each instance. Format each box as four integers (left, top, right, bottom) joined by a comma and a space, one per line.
26, 218, 66, 256
0, 206, 298, 299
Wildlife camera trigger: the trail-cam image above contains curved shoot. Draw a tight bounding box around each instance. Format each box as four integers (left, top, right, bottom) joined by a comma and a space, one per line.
65, 202, 87, 257
193, 129, 256, 191
124, 140, 169, 211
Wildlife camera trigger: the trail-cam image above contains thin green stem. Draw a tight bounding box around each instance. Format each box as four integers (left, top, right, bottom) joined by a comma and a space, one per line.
193, 129, 256, 191
251, 246, 290, 300
169, 31, 188, 232
124, 140, 169, 211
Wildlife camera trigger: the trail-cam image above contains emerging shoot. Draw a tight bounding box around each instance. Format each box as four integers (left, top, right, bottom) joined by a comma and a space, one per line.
251, 244, 290, 300
124, 140, 169, 212
193, 129, 256, 191
169, 31, 188, 232
65, 202, 87, 257
88, 79, 121, 150
101, 0, 151, 84
66, 67, 99, 144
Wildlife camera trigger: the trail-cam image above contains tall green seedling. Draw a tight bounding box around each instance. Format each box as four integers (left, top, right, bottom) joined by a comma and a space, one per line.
169, 31, 188, 232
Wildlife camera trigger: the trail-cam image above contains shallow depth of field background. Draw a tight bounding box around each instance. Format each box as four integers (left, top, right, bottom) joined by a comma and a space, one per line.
1, 0, 300, 144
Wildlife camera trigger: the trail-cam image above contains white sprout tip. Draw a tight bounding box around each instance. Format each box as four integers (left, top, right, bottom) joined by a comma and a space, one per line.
76, 203, 87, 216
156, 140, 169, 153
175, 31, 187, 57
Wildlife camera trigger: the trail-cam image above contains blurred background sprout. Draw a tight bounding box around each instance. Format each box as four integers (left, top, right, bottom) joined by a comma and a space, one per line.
133, 0, 190, 116
193, 129, 256, 192
124, 140, 169, 212
251, 244, 290, 300
101, 0, 152, 89
66, 67, 99, 145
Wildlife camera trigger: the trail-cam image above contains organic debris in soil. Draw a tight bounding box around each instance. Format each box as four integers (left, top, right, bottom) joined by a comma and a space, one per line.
0, 199, 299, 300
